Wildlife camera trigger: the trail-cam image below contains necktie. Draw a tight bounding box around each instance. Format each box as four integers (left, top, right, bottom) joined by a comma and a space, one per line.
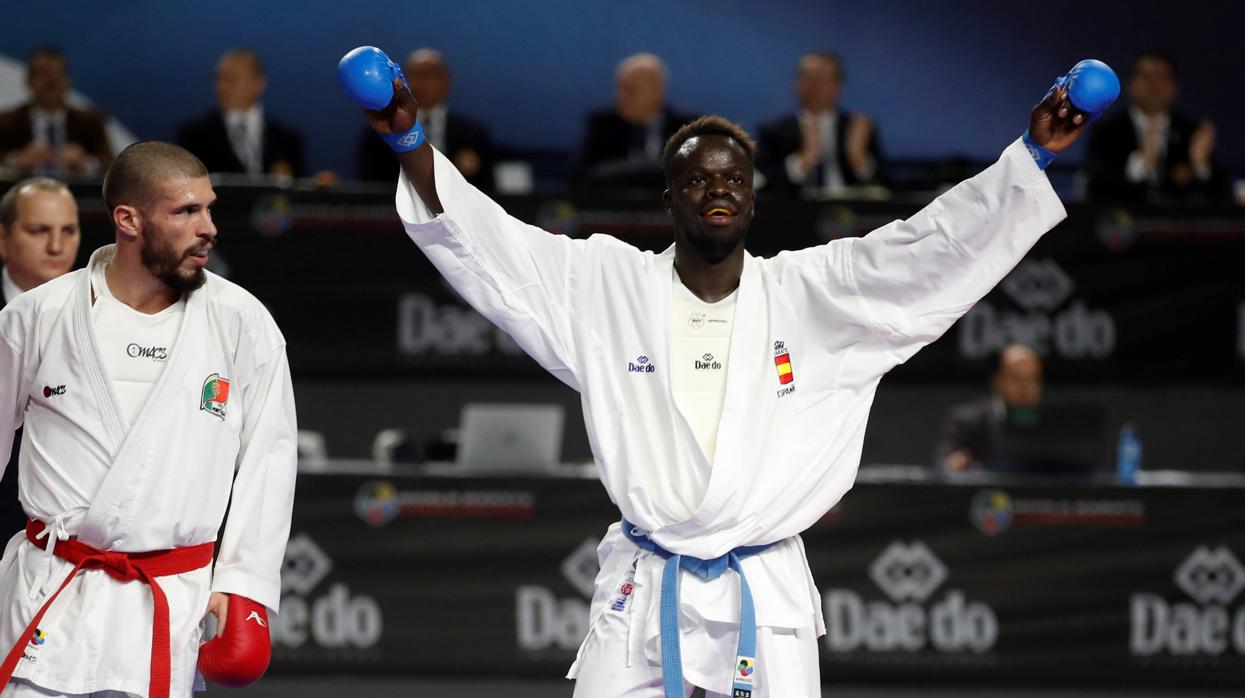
45, 120, 61, 150
230, 120, 261, 174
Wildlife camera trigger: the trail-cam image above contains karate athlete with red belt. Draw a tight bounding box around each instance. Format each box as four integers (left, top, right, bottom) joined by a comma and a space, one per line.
0, 141, 298, 698
341, 47, 1118, 697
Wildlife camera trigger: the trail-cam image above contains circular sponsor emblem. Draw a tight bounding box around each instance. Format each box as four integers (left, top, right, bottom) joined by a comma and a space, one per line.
127, 343, 141, 358
43, 386, 52, 398
970, 489, 1014, 536
689, 312, 706, 329
250, 195, 294, 238
814, 205, 858, 242
354, 480, 401, 527
620, 582, 634, 596
536, 200, 578, 237
1096, 208, 1137, 251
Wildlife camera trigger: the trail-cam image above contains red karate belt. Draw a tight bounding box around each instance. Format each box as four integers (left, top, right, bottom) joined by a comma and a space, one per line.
0, 519, 215, 698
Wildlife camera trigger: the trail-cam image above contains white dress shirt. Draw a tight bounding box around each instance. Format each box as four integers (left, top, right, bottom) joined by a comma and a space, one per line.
224, 105, 265, 174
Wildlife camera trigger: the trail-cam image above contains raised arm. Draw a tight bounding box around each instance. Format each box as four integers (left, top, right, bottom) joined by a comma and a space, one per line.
364, 77, 443, 214
339, 46, 589, 390
338, 46, 442, 212
775, 61, 1116, 371
849, 84, 1095, 354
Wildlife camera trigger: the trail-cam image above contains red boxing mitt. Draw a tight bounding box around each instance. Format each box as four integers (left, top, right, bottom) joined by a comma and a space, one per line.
198, 594, 272, 687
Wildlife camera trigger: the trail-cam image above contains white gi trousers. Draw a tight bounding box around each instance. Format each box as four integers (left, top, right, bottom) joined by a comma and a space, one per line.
570, 589, 822, 698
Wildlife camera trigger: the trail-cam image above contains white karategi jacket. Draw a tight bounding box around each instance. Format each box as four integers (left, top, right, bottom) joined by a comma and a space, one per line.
0, 246, 298, 696
396, 139, 1064, 690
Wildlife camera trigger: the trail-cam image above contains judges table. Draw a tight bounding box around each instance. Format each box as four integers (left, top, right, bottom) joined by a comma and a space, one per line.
269, 464, 1245, 689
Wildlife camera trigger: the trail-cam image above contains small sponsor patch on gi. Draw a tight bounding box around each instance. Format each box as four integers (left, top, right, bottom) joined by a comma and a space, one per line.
23, 628, 46, 663
609, 564, 637, 612
627, 355, 656, 374
200, 373, 231, 419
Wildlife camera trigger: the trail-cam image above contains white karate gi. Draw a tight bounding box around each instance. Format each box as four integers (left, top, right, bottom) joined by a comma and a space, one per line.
0, 246, 298, 697
395, 139, 1064, 695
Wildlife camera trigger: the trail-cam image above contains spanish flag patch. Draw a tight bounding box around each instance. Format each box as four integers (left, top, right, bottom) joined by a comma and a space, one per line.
774, 352, 794, 385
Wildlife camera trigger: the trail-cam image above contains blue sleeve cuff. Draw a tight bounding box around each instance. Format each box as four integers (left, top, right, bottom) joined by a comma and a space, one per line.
1021, 130, 1056, 170
381, 121, 426, 153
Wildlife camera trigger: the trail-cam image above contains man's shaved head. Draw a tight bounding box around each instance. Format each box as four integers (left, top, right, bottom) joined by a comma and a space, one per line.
102, 141, 209, 215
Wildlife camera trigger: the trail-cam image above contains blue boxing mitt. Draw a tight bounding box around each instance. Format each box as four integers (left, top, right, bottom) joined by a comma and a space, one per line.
337, 46, 425, 153
1057, 59, 1121, 119
1023, 58, 1120, 169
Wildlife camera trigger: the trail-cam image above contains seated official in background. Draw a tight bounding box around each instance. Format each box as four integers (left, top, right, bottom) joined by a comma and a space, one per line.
357, 49, 495, 189
1085, 51, 1224, 204
0, 47, 113, 177
178, 49, 306, 178
756, 52, 883, 197
573, 53, 692, 190
937, 343, 1042, 472
936, 344, 1106, 476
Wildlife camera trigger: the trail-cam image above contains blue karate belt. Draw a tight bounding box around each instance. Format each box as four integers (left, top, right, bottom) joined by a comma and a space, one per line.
620, 520, 773, 698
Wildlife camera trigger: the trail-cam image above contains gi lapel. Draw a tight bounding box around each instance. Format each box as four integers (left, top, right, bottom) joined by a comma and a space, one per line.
689, 253, 764, 524
71, 247, 128, 456
77, 254, 207, 548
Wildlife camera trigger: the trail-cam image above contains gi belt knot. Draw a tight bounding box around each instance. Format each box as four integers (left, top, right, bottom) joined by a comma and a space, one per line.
99, 550, 139, 581
620, 520, 772, 698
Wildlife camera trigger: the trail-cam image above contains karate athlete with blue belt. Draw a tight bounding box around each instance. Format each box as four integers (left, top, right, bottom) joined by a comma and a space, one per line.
340, 47, 1118, 698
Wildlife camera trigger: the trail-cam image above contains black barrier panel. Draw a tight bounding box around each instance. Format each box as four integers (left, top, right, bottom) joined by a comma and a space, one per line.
16, 182, 1245, 383
274, 473, 1245, 688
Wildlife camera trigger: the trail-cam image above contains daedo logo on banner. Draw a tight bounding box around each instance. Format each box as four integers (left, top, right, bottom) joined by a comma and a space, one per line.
824, 541, 998, 654
516, 538, 598, 652
271, 533, 384, 653
958, 258, 1116, 361
1131, 545, 1245, 657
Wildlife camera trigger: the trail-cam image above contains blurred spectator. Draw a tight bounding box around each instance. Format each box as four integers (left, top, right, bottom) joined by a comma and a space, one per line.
1086, 51, 1224, 203
0, 177, 80, 304
573, 53, 691, 189
0, 176, 80, 538
0, 48, 113, 177
756, 52, 883, 196
358, 49, 495, 189
935, 344, 1041, 472
178, 49, 305, 178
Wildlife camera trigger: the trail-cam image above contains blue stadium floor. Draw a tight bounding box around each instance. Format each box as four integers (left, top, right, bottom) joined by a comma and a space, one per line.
204, 678, 1235, 697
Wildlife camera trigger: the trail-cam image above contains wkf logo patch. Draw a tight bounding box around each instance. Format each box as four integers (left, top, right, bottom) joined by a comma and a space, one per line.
733, 654, 756, 697
200, 373, 231, 419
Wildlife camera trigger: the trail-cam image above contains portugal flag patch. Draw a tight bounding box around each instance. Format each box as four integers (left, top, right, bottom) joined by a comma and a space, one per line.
774, 352, 794, 385
201, 373, 231, 419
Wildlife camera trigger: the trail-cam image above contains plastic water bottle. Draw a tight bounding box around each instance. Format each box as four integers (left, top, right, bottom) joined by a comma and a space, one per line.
1117, 423, 1142, 485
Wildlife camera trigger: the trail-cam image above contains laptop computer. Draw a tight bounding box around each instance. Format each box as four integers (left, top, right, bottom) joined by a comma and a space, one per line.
990, 403, 1107, 477
455, 403, 565, 474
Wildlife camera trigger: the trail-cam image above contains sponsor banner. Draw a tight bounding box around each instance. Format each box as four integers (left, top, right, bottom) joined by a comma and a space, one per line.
270, 473, 1245, 687
1130, 546, 1245, 664
45, 182, 1245, 381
